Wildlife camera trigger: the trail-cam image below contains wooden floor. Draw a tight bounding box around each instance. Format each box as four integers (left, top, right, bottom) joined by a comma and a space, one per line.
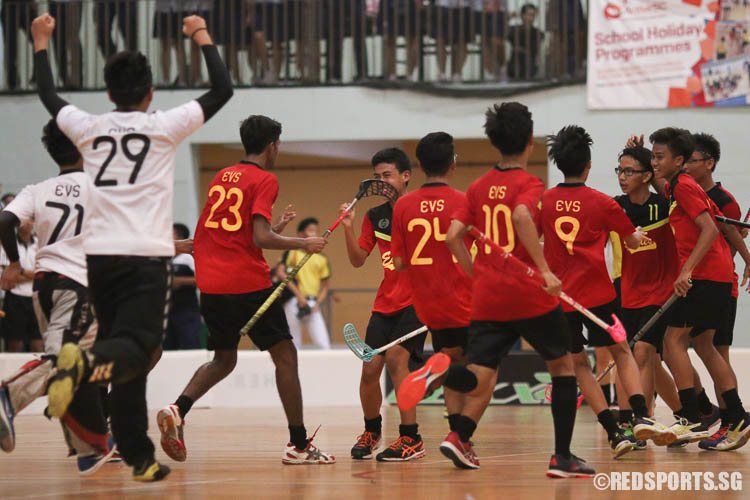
1, 405, 748, 499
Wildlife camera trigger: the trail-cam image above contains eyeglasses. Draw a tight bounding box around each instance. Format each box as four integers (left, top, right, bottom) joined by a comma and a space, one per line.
686, 156, 711, 164
614, 167, 648, 177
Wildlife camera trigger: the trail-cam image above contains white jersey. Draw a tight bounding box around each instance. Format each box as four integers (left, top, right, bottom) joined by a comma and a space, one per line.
0, 237, 39, 297
56, 101, 205, 257
4, 171, 91, 287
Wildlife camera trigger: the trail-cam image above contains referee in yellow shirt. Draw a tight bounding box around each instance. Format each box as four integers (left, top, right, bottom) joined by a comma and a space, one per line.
283, 218, 332, 349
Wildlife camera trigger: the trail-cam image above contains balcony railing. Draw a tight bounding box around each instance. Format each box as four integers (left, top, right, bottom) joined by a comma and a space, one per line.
1, 0, 586, 91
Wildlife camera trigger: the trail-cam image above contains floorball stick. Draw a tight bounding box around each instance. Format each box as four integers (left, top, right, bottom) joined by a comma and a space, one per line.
343, 324, 429, 362
240, 179, 398, 336
466, 225, 627, 342
716, 215, 750, 230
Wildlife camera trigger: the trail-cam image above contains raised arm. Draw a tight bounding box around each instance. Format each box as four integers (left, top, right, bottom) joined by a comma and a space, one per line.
31, 14, 69, 117
184, 16, 233, 122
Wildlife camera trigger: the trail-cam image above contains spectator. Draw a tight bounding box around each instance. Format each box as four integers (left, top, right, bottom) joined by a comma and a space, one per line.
0, 220, 41, 352
215, 0, 252, 84
153, 0, 189, 87
95, 0, 138, 61
1, 0, 38, 90
164, 223, 201, 350
252, 0, 285, 84
475, 0, 507, 80
507, 3, 543, 79
379, 0, 420, 81
1, 193, 16, 209
49, 0, 83, 88
433, 0, 471, 82
282, 217, 331, 349
547, 0, 586, 77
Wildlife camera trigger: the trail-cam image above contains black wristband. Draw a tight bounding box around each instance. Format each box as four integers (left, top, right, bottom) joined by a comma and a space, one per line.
190, 27, 208, 39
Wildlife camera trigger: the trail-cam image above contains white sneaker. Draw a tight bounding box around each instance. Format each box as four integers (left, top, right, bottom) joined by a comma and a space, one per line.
157, 404, 187, 462
282, 427, 335, 465
668, 417, 711, 444
715, 414, 750, 451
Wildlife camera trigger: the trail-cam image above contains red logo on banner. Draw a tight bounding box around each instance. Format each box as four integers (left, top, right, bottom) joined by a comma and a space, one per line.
604, 2, 622, 18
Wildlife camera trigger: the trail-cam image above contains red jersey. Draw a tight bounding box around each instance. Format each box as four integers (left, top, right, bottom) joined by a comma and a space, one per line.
542, 184, 636, 311
391, 183, 472, 329
666, 172, 733, 283
454, 167, 558, 322
358, 201, 413, 314
706, 182, 741, 298
614, 193, 679, 309
194, 161, 276, 294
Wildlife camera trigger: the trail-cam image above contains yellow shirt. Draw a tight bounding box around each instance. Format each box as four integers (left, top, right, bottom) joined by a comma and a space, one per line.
285, 250, 331, 297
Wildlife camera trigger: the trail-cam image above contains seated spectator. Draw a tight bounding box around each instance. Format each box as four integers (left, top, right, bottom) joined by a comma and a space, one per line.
507, 3, 543, 79
0, 220, 41, 352
164, 223, 201, 350
433, 0, 472, 81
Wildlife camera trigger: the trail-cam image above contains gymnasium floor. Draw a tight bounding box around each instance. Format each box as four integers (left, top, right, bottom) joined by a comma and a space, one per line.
1, 405, 748, 499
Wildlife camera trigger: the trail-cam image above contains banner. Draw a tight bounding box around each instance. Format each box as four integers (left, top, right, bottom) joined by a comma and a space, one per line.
587, 0, 750, 108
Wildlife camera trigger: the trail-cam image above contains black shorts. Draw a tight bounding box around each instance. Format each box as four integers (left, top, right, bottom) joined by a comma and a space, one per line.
379, 0, 422, 37
365, 306, 425, 359
667, 279, 731, 334
431, 7, 473, 43
621, 305, 669, 352
713, 296, 737, 346
475, 10, 505, 38
213, 0, 252, 45
254, 2, 297, 40
566, 300, 618, 354
201, 287, 291, 351
430, 326, 468, 353
466, 306, 570, 369
2, 291, 41, 342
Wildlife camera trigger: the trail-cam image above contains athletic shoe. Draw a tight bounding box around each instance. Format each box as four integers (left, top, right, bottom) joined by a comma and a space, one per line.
546, 454, 595, 478
47, 343, 85, 418
668, 417, 711, 444
78, 443, 117, 477
440, 431, 479, 469
698, 426, 730, 450
443, 407, 449, 419
396, 353, 451, 412
0, 387, 15, 452
715, 414, 750, 451
700, 404, 721, 429
620, 424, 647, 449
350, 431, 381, 460
157, 404, 186, 462
282, 441, 336, 465
106, 435, 122, 462
375, 435, 425, 462
633, 416, 676, 446
133, 459, 171, 482
609, 430, 636, 458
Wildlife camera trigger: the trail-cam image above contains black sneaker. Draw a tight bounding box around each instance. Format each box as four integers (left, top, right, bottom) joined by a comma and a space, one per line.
609, 430, 636, 458
546, 454, 595, 478
375, 435, 425, 462
133, 459, 170, 482
351, 431, 381, 460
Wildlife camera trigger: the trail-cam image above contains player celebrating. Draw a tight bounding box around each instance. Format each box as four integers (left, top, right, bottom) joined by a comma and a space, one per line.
0, 120, 114, 475
390, 132, 471, 440
541, 126, 675, 454
650, 127, 750, 450
402, 102, 593, 477
339, 148, 427, 461
31, 13, 233, 481
613, 146, 681, 421
684, 133, 747, 449
157, 115, 335, 466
